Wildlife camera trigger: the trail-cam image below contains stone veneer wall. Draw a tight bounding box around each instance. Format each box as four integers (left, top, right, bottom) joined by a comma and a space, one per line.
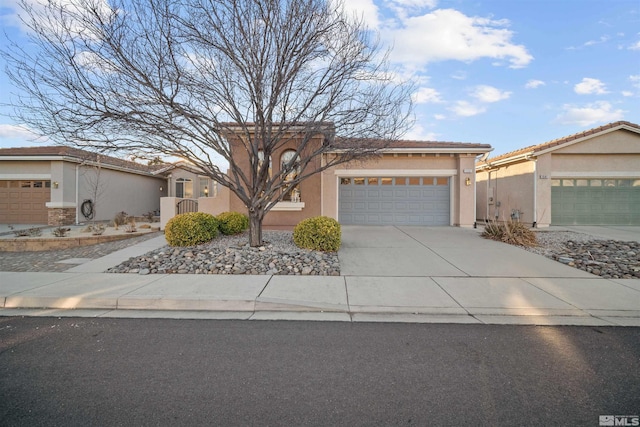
48, 207, 76, 226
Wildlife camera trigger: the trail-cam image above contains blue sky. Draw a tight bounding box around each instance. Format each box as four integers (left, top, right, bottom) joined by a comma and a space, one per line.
0, 0, 638, 157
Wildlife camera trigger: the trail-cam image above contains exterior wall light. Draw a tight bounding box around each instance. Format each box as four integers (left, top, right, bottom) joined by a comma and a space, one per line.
53, 181, 59, 189
465, 177, 471, 186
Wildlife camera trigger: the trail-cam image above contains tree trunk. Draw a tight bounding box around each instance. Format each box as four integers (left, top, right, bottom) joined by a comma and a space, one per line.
249, 210, 263, 247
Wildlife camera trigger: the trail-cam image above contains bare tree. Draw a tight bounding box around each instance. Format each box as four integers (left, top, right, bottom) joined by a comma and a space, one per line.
2, 0, 413, 246
80, 155, 106, 228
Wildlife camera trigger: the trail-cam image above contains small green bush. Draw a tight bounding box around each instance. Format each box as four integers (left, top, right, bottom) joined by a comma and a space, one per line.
216, 211, 249, 235
165, 212, 219, 247
293, 216, 341, 252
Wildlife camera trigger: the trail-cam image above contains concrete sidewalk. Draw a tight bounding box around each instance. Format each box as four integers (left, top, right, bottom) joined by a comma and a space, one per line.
1, 227, 639, 325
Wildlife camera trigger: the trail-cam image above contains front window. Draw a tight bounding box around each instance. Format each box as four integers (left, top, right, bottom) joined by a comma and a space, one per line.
281, 150, 301, 202
176, 178, 193, 198
199, 177, 217, 197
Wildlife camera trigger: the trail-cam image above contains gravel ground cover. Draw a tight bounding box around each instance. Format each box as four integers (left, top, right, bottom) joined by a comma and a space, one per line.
107, 230, 340, 276
524, 231, 640, 279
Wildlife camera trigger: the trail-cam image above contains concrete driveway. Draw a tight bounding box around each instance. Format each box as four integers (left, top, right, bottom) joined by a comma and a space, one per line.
338, 226, 593, 278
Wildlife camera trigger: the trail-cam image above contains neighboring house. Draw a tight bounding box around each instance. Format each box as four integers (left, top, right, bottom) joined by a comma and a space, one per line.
160, 126, 493, 229
0, 146, 167, 226
476, 121, 640, 227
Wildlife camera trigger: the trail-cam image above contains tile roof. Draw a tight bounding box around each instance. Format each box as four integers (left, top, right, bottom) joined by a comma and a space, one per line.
0, 145, 167, 174
481, 121, 640, 165
333, 137, 492, 151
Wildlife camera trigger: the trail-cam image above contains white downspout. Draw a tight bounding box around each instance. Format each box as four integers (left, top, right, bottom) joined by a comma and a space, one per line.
476, 151, 492, 225
526, 155, 538, 227
75, 163, 80, 224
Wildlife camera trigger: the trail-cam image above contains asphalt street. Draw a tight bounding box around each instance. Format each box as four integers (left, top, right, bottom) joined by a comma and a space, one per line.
0, 318, 638, 426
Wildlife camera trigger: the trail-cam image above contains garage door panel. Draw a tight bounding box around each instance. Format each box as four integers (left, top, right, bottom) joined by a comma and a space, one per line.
0, 180, 50, 224
552, 179, 639, 225
339, 176, 450, 226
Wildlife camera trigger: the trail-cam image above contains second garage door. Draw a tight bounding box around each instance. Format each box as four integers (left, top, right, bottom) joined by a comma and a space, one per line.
339, 176, 450, 226
551, 178, 640, 225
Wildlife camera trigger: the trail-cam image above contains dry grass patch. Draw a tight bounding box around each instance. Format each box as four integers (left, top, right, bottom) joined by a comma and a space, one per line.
482, 221, 538, 247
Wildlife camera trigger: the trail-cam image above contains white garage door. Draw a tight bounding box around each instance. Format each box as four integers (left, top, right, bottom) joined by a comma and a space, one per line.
339, 176, 450, 226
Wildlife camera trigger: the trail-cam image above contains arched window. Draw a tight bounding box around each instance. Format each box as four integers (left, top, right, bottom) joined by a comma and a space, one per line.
175, 178, 193, 198
280, 150, 301, 202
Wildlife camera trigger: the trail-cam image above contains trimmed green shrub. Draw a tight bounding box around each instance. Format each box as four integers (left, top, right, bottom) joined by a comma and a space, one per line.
216, 211, 249, 235
165, 212, 219, 247
293, 216, 341, 252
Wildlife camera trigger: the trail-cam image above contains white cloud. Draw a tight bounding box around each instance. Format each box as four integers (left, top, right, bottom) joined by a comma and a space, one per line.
386, 8, 533, 69
629, 40, 640, 50
449, 101, 486, 117
2, 0, 116, 37
584, 35, 610, 47
0, 124, 48, 147
391, 0, 438, 8
555, 101, 625, 126
574, 78, 609, 95
434, 114, 446, 120
386, 0, 438, 20
471, 85, 511, 103
340, 0, 380, 29
412, 87, 443, 104
403, 123, 438, 141
525, 79, 545, 89
450, 71, 467, 80
0, 124, 41, 139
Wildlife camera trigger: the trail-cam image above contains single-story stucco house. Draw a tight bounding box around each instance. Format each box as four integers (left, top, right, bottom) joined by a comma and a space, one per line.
476, 121, 640, 226
0, 146, 168, 225
158, 126, 493, 229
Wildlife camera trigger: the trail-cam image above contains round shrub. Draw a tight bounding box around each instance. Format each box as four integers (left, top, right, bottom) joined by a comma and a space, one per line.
216, 211, 249, 235
293, 216, 341, 252
165, 212, 219, 247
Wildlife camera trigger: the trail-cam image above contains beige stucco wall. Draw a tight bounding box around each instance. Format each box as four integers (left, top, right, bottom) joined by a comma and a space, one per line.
0, 160, 51, 177
77, 165, 165, 222
475, 160, 536, 224
321, 153, 477, 227
553, 129, 640, 154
